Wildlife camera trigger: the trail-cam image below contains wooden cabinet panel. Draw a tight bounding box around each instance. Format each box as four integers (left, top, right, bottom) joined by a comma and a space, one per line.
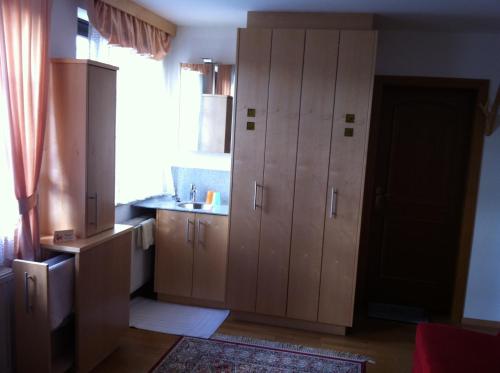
192, 214, 229, 302
287, 30, 340, 322
40, 60, 117, 239
227, 28, 272, 311
40, 63, 88, 238
13, 261, 51, 373
86, 65, 117, 236
319, 31, 377, 327
76, 232, 131, 372
155, 210, 195, 297
256, 29, 305, 317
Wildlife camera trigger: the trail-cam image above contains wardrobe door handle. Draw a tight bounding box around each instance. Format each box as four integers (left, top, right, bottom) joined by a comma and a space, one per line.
253, 181, 263, 210
253, 181, 257, 210
330, 188, 338, 218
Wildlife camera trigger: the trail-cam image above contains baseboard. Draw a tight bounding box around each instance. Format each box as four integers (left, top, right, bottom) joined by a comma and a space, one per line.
230, 311, 347, 336
461, 317, 500, 330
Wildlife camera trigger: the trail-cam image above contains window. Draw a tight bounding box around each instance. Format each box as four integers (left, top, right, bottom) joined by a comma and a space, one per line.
76, 8, 174, 205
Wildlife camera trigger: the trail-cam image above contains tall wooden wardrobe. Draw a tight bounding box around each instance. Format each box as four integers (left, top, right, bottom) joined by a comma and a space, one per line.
227, 28, 377, 333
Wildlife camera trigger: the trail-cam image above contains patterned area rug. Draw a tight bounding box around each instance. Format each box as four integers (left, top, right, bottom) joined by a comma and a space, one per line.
151, 334, 370, 372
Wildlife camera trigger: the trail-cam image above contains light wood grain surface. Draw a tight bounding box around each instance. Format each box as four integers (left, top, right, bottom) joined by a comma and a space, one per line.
287, 29, 340, 323
155, 210, 195, 297
255, 29, 305, 317
319, 31, 378, 327
226, 28, 272, 312
40, 224, 132, 254
192, 214, 229, 302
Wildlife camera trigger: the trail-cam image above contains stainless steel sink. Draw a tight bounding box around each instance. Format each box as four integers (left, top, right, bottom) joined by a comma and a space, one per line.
176, 201, 212, 211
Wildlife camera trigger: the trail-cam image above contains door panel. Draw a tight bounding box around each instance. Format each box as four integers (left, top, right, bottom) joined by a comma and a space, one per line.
287, 30, 339, 322
86, 65, 116, 236
155, 210, 195, 297
192, 214, 229, 302
367, 84, 475, 312
227, 29, 272, 311
256, 29, 305, 316
319, 31, 378, 326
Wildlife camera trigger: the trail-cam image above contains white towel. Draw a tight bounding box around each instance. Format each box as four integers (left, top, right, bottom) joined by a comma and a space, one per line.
140, 218, 155, 250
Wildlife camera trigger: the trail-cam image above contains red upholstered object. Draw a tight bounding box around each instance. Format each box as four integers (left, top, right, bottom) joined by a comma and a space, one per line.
412, 323, 500, 373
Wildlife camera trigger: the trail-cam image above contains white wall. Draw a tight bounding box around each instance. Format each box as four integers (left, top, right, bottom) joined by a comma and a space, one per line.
49, 0, 77, 58
377, 30, 500, 322
163, 26, 237, 171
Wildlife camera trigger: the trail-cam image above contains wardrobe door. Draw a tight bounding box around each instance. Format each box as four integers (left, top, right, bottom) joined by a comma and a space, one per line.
319, 31, 378, 326
86, 64, 116, 236
287, 30, 340, 322
226, 29, 272, 311
256, 29, 305, 316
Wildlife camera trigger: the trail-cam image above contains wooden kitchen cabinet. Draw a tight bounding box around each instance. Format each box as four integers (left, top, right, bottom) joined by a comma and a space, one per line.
155, 210, 195, 297
37, 225, 132, 373
155, 210, 229, 303
40, 59, 117, 239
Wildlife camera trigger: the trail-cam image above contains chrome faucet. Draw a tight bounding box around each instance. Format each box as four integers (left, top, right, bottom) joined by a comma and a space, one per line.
189, 184, 197, 202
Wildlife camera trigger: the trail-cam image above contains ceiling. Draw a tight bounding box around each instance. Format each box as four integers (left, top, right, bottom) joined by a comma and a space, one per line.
135, 0, 500, 32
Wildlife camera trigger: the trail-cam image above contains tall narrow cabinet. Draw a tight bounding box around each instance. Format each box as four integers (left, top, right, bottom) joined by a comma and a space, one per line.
40, 59, 117, 238
227, 28, 377, 332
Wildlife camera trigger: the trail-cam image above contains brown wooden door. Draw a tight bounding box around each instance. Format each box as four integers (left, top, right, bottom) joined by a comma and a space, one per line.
318, 31, 378, 327
256, 29, 305, 317
366, 78, 477, 313
192, 214, 229, 302
155, 210, 195, 297
86, 64, 116, 236
226, 29, 272, 311
286, 29, 339, 322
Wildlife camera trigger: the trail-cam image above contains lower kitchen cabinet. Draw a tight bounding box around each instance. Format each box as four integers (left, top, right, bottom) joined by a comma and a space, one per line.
155, 209, 229, 303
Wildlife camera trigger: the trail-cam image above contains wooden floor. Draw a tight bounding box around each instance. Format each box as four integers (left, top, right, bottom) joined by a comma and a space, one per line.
92, 317, 416, 373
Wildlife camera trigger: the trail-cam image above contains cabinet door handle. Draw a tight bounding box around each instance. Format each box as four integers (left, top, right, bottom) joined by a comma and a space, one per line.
197, 220, 205, 246
253, 181, 263, 210
330, 188, 338, 218
24, 272, 34, 313
88, 192, 98, 226
185, 218, 191, 244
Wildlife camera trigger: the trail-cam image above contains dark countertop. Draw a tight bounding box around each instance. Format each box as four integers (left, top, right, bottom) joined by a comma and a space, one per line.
133, 195, 229, 216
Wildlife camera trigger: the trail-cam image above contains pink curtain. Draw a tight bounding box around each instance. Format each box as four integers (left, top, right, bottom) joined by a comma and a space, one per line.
88, 0, 172, 60
0, 0, 51, 261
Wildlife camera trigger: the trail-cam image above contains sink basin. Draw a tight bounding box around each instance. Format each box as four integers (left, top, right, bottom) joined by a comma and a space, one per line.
177, 201, 212, 211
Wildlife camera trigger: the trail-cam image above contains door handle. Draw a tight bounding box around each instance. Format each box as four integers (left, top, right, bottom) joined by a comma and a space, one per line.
88, 192, 98, 226
253, 181, 263, 210
24, 272, 34, 313
185, 218, 195, 247
329, 188, 338, 218
197, 220, 205, 246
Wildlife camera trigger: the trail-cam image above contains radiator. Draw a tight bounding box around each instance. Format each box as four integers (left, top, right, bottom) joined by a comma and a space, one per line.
0, 267, 14, 373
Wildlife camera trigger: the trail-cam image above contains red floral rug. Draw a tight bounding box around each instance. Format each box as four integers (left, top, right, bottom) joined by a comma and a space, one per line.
151, 334, 370, 372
